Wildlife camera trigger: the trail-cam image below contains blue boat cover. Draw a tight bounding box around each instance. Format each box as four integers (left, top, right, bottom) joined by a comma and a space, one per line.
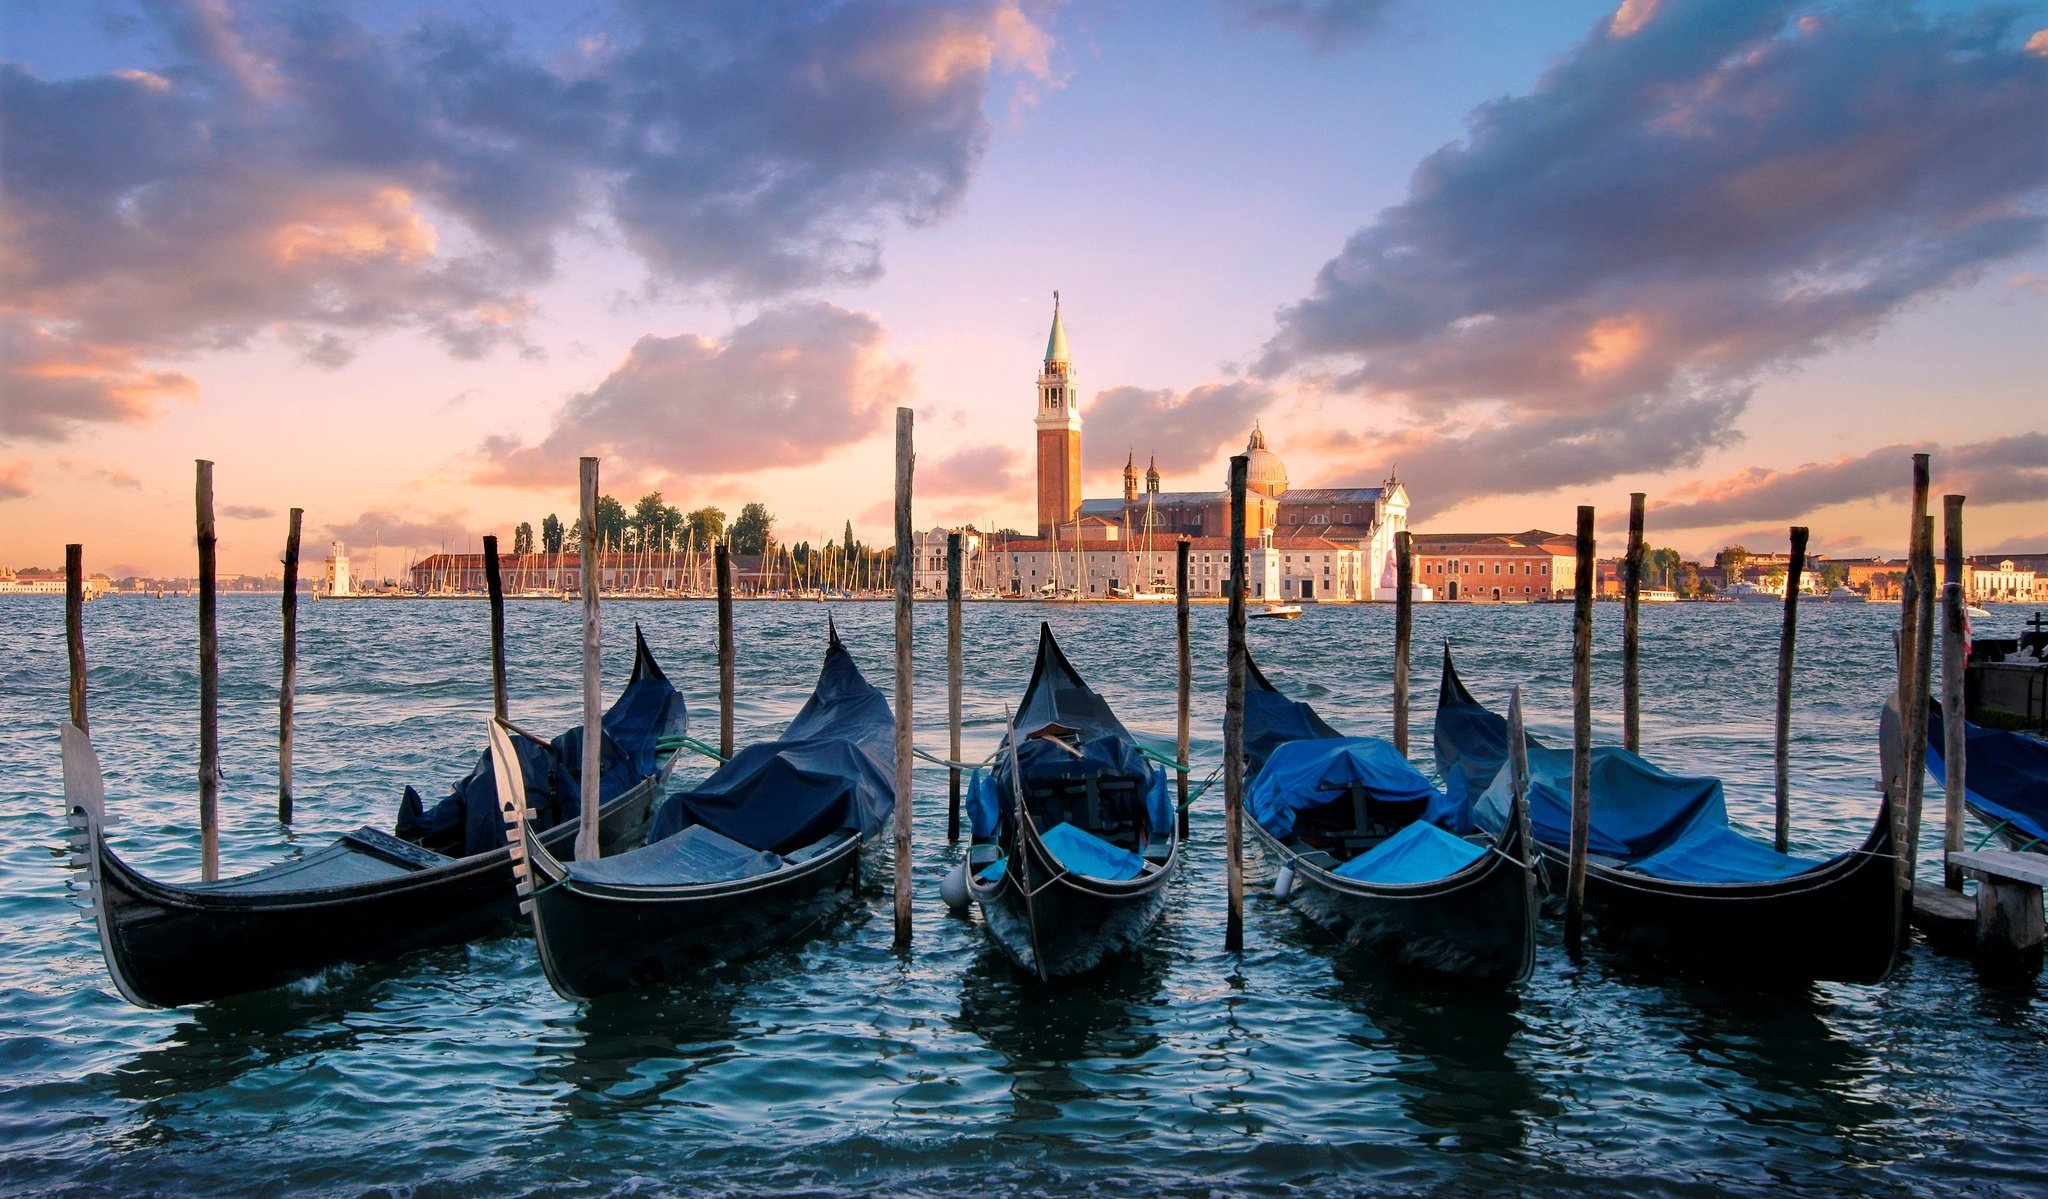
1244, 652, 1471, 843
1331, 820, 1487, 885
1038, 821, 1144, 881
650, 623, 895, 856
980, 625, 1167, 841
1446, 647, 1830, 880
395, 627, 687, 857
568, 823, 784, 886
1928, 704, 2048, 847
1248, 738, 1459, 840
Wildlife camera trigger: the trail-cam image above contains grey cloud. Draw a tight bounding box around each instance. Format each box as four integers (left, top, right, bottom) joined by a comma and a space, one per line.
474, 301, 911, 488
4, 1, 1049, 438
1645, 433, 2048, 531
1259, 1, 2048, 502
324, 509, 476, 551
1224, 0, 1399, 49
222, 504, 277, 520
1083, 381, 1277, 480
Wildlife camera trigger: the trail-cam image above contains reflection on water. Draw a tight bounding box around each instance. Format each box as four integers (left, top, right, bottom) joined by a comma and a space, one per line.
542, 977, 750, 1119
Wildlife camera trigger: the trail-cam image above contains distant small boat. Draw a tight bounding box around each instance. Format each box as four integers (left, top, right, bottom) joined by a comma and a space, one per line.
1251, 604, 1304, 620
1641, 589, 1679, 603
1826, 586, 1866, 602
1720, 581, 1778, 602
1967, 604, 1993, 619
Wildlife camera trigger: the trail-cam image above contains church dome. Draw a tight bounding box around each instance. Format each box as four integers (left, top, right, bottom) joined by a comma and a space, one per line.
1240, 422, 1288, 497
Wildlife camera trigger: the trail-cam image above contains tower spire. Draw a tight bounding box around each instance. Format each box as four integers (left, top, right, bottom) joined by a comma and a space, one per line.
1045, 291, 1069, 363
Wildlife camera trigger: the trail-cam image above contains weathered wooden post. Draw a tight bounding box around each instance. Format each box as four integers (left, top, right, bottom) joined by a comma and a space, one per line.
1224, 454, 1250, 952
1624, 492, 1646, 754
1507, 684, 1533, 877
1176, 538, 1192, 841
65, 544, 87, 733
1905, 511, 1936, 879
1893, 454, 1931, 893
1942, 496, 1967, 891
483, 534, 507, 721
1394, 530, 1414, 756
197, 460, 221, 882
278, 508, 302, 823
1774, 525, 1808, 853
1566, 504, 1594, 957
946, 531, 963, 842
716, 543, 734, 759
576, 457, 602, 862
893, 407, 915, 948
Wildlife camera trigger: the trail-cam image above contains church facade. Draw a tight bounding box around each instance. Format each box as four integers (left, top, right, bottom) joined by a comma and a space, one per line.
999, 297, 1411, 600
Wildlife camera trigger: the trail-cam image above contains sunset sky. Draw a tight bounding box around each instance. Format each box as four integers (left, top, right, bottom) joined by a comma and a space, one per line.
3, 0, 2044, 579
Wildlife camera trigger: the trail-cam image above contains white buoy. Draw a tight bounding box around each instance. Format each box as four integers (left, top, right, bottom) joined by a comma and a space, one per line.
1272, 863, 1295, 902
940, 861, 970, 911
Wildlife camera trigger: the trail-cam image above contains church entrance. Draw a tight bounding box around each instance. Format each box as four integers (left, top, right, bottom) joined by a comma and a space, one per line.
1301, 580, 1314, 599
1447, 580, 1459, 600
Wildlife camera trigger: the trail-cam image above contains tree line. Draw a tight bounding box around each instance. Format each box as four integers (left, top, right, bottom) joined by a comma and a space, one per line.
507, 492, 776, 556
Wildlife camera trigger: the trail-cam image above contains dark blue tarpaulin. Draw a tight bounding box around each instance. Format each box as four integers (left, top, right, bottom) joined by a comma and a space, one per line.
650, 623, 894, 856
981, 625, 1166, 841
1245, 652, 1469, 840
1929, 704, 2048, 847
395, 627, 687, 857
1444, 647, 1837, 879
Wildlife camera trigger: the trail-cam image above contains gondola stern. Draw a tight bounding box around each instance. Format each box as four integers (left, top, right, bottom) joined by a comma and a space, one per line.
59, 723, 163, 1010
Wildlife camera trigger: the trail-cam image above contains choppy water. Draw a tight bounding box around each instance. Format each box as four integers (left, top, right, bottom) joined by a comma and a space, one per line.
1, 595, 2043, 1197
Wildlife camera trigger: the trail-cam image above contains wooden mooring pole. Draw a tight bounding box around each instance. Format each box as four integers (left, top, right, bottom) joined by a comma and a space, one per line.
1894, 454, 1931, 894
1906, 511, 1936, 878
892, 407, 915, 948
1942, 496, 1967, 891
1774, 526, 1808, 853
278, 509, 302, 824
1394, 530, 1413, 756
1176, 539, 1192, 841
576, 457, 601, 862
197, 460, 221, 882
946, 531, 963, 843
1623, 493, 1645, 754
1566, 504, 1594, 957
65, 544, 88, 734
483, 534, 507, 721
716, 544, 735, 759
1224, 455, 1249, 953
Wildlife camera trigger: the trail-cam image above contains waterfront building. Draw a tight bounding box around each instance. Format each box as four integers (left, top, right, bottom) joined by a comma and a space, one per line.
1410, 530, 1578, 601
1971, 558, 2038, 603
322, 542, 354, 598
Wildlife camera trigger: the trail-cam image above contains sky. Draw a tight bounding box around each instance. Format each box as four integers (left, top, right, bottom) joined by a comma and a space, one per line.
2, 0, 2044, 580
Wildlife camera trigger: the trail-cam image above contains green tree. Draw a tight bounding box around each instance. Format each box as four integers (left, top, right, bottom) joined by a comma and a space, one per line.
541, 514, 563, 554
687, 506, 726, 547
513, 522, 535, 555
730, 502, 775, 555
1715, 544, 1750, 583
842, 520, 856, 559
594, 494, 629, 550
631, 492, 668, 551
1646, 547, 1683, 590
1818, 561, 1848, 590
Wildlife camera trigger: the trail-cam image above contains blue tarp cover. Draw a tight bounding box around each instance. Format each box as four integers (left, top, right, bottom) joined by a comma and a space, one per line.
1331, 820, 1487, 885
395, 628, 686, 857
1247, 738, 1453, 840
978, 625, 1166, 841
1449, 649, 1838, 880
651, 626, 894, 856
1627, 827, 1825, 883
568, 823, 784, 886
1929, 705, 2048, 846
1039, 822, 1144, 880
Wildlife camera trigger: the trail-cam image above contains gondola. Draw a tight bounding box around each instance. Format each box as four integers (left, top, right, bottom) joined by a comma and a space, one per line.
60, 629, 684, 1009
501, 622, 894, 1000
1243, 653, 1535, 984
1432, 647, 1901, 983
959, 623, 1176, 979
1927, 703, 2048, 853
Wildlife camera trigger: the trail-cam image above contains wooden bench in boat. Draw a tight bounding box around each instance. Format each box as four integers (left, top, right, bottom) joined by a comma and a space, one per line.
1947, 849, 2046, 974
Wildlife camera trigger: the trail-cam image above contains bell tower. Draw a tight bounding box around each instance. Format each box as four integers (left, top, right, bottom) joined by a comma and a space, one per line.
1035, 292, 1082, 538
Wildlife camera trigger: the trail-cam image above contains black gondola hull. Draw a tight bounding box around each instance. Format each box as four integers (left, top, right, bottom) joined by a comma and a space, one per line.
82, 780, 657, 1008
969, 825, 1176, 979
1247, 814, 1536, 985
522, 836, 865, 1001
1541, 816, 1901, 984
